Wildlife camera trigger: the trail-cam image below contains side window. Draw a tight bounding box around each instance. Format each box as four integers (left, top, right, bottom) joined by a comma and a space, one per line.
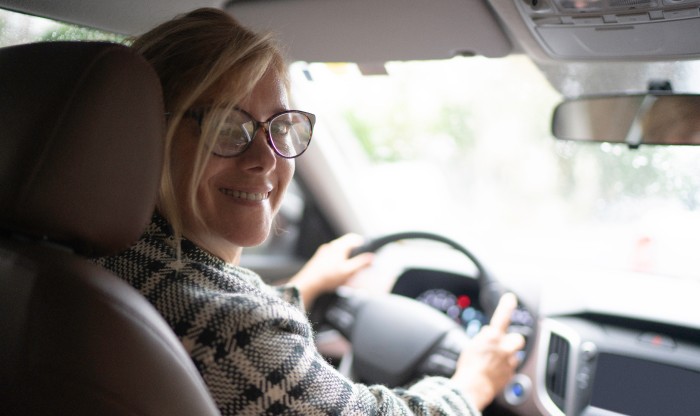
285, 176, 338, 260
0, 9, 123, 46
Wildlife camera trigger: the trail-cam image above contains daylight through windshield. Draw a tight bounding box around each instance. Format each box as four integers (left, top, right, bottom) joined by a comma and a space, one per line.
291, 57, 700, 280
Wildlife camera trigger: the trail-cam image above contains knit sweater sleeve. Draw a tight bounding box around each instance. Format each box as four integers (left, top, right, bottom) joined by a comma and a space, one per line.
187, 283, 480, 416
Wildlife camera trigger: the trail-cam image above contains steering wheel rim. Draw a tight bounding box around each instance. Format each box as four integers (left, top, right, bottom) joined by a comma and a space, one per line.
350, 231, 503, 315
311, 231, 537, 386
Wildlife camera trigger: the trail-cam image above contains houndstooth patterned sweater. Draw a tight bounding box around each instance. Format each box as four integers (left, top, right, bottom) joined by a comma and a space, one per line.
96, 213, 480, 416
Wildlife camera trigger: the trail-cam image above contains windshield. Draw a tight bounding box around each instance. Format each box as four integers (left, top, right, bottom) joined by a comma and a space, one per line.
290, 57, 700, 280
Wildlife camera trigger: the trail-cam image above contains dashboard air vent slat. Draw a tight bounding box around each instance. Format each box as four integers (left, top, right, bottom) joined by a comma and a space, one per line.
545, 332, 569, 411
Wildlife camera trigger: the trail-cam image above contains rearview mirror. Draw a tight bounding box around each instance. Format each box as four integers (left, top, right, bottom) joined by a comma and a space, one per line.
552, 94, 700, 147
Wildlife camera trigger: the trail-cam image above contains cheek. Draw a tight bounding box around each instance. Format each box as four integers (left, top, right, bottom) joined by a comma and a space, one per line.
274, 159, 295, 211
195, 158, 227, 202
282, 158, 295, 183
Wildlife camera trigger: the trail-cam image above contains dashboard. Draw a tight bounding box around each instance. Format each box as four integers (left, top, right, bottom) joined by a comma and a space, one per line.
534, 316, 700, 416
389, 267, 700, 416
392, 268, 488, 338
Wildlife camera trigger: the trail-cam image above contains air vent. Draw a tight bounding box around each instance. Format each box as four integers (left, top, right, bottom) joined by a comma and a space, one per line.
545, 332, 570, 411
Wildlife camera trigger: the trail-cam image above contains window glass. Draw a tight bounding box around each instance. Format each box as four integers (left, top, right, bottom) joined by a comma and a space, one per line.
290, 57, 700, 279
0, 8, 123, 46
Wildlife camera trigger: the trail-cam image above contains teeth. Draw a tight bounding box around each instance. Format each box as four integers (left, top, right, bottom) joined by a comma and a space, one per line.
220, 188, 269, 201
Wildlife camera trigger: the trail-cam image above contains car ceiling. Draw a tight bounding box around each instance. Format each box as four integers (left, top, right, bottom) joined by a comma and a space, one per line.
4, 0, 700, 96
1, 0, 515, 62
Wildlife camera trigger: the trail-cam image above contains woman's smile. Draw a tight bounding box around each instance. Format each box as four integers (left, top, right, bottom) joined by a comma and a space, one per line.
218, 188, 270, 201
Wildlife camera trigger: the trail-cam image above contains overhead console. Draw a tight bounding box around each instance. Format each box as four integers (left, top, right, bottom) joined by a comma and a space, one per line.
512, 0, 700, 60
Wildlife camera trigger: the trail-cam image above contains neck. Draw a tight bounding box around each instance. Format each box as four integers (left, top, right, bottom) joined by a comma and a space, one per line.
185, 232, 242, 264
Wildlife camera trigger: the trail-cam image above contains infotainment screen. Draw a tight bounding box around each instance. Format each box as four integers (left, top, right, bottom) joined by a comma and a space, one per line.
590, 353, 700, 416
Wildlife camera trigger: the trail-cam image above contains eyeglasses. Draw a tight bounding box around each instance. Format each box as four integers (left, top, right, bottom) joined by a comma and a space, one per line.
184, 107, 316, 158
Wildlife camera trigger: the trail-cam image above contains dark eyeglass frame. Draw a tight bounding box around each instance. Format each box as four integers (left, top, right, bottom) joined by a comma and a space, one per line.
184, 107, 316, 159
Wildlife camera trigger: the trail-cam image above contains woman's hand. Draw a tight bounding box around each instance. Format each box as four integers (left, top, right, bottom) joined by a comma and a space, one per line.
288, 233, 374, 308
451, 292, 526, 411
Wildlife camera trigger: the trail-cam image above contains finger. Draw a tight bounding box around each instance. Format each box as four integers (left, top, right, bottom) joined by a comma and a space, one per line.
508, 354, 521, 368
475, 324, 498, 339
349, 252, 374, 268
501, 332, 526, 353
332, 233, 365, 254
490, 292, 518, 333
340, 252, 374, 277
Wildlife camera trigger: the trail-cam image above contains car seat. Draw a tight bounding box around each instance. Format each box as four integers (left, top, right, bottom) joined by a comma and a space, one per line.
0, 41, 220, 415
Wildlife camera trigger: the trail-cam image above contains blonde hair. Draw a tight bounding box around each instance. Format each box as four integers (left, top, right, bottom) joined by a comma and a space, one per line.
131, 8, 288, 242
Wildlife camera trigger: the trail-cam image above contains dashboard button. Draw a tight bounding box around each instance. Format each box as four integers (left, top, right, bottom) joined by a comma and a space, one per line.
576, 372, 590, 390
580, 341, 597, 361
504, 374, 531, 405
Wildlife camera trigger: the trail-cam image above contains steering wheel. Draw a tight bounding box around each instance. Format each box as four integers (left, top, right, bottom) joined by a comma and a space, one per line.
310, 231, 536, 387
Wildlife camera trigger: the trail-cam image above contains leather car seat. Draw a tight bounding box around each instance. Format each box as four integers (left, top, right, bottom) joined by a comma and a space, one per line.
0, 41, 219, 415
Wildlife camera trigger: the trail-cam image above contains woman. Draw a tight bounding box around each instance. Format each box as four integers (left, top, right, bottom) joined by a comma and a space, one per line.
97, 8, 524, 415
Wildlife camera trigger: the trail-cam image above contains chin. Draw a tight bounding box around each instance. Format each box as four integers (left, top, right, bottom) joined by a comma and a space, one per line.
239, 236, 268, 248
232, 227, 272, 248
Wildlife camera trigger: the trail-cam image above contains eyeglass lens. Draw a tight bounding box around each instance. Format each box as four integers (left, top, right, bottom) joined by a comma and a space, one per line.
211, 109, 312, 158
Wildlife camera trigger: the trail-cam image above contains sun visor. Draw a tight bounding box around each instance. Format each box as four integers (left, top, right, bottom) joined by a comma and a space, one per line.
513, 0, 700, 61
226, 0, 512, 63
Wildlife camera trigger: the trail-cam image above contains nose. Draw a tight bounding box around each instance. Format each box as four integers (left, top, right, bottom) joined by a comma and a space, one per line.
239, 127, 276, 173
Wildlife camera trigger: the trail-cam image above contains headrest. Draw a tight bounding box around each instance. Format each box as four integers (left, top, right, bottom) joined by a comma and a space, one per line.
0, 42, 164, 256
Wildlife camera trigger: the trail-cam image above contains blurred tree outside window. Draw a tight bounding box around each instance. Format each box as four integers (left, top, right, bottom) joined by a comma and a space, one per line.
0, 8, 123, 47
292, 58, 700, 278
